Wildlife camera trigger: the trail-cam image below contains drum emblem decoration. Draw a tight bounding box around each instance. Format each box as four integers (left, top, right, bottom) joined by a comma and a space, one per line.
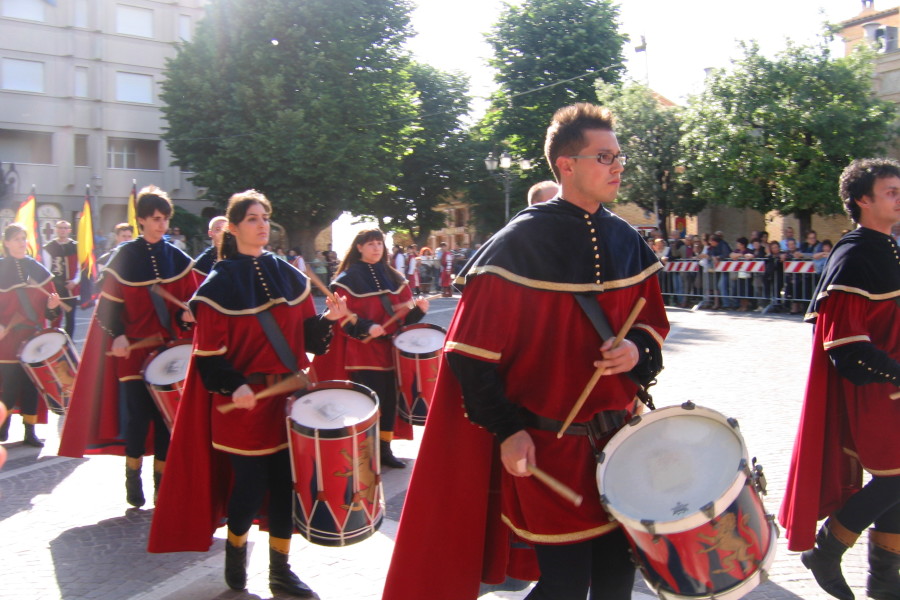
334, 440, 379, 510
698, 513, 755, 575
671, 501, 688, 517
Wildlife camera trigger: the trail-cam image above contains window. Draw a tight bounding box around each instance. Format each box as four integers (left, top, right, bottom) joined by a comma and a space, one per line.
0, 129, 52, 164
115, 4, 153, 38
115, 72, 152, 103
74, 67, 88, 98
73, 0, 89, 28
1, 58, 44, 93
1, 0, 45, 21
74, 134, 89, 167
178, 14, 192, 41
107, 138, 159, 170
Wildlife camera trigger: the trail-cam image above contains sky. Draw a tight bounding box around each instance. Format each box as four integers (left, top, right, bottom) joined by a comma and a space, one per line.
406, 0, 869, 109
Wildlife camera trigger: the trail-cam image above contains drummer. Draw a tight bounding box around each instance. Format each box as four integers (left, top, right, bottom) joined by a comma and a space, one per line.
148, 190, 348, 598
0, 223, 62, 447
382, 103, 669, 600
311, 228, 429, 469
59, 186, 198, 508
192, 215, 227, 278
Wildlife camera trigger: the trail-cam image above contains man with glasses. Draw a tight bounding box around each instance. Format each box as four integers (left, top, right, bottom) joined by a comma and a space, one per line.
43, 220, 79, 337
383, 103, 669, 600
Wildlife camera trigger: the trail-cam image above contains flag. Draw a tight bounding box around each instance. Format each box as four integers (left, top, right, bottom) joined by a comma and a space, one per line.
14, 194, 41, 258
77, 188, 97, 282
127, 180, 138, 233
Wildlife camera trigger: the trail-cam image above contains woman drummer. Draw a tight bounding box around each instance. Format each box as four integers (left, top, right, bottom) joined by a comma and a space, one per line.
0, 223, 61, 447
148, 190, 348, 598
312, 229, 429, 468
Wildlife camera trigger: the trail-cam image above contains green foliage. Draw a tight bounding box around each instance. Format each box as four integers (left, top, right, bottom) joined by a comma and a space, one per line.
681, 40, 898, 226
160, 0, 418, 247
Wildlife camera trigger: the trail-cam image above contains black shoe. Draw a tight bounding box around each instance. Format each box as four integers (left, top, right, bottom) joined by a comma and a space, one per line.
380, 440, 406, 469
125, 467, 145, 508
23, 424, 44, 447
800, 520, 857, 600
0, 416, 10, 442
224, 540, 248, 591
868, 532, 900, 600
269, 548, 315, 597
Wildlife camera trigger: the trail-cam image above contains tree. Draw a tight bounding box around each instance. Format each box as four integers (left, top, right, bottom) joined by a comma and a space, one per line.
160, 0, 418, 255
681, 40, 898, 234
596, 82, 702, 239
364, 63, 472, 247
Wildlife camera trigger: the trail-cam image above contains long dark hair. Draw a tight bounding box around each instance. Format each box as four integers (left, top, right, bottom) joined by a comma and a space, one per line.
335, 228, 404, 286
218, 190, 272, 260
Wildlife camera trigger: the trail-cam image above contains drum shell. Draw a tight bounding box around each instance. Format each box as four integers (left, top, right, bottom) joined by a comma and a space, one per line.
17, 328, 79, 416
141, 340, 192, 431
287, 381, 383, 547
393, 323, 446, 426
596, 404, 777, 600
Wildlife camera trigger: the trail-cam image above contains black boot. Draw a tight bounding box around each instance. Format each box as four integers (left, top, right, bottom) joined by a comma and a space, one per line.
380, 440, 406, 469
0, 415, 11, 442
125, 466, 145, 508
153, 470, 162, 503
868, 530, 900, 600
800, 518, 858, 600
269, 547, 315, 598
23, 423, 44, 447
224, 540, 248, 591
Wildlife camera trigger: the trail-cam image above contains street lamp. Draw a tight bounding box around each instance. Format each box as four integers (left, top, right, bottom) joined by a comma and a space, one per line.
484, 151, 532, 222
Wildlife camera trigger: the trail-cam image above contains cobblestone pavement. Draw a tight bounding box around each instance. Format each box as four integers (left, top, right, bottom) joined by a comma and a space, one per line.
0, 301, 872, 599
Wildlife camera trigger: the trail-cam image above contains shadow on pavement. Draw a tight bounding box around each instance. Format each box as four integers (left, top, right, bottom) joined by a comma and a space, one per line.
0, 456, 81, 520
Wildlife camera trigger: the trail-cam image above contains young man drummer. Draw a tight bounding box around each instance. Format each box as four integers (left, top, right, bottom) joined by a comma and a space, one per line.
383, 103, 669, 600
59, 186, 198, 507
43, 220, 79, 337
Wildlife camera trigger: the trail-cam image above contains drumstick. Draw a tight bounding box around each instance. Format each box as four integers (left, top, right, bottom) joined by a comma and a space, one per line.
304, 266, 357, 326
557, 297, 647, 438
361, 300, 415, 344
891, 390, 900, 400
150, 283, 191, 314
217, 371, 310, 414
26, 279, 72, 313
106, 335, 165, 357
527, 464, 584, 507
0, 313, 26, 341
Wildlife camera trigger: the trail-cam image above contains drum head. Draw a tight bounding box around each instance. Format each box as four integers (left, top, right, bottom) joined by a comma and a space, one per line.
394, 324, 446, 354
20, 331, 67, 362
599, 407, 747, 528
144, 344, 192, 385
290, 386, 377, 430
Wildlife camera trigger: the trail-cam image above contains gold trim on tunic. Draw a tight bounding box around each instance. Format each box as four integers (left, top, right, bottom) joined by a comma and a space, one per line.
500, 514, 619, 543
194, 346, 227, 357
212, 441, 289, 456
633, 323, 664, 348
843, 448, 900, 476
454, 263, 661, 293
331, 281, 409, 299
823, 335, 871, 350
444, 341, 501, 362
104, 262, 195, 287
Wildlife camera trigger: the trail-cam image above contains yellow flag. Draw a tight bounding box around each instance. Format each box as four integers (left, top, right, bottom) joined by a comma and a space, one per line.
14, 194, 40, 257
127, 181, 138, 233
77, 190, 96, 279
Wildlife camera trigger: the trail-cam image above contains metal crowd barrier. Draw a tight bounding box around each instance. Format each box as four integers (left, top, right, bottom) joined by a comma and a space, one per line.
657, 259, 818, 314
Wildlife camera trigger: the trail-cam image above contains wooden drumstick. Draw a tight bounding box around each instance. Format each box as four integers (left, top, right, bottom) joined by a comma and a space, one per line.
106, 334, 165, 357
150, 283, 191, 314
0, 313, 26, 341
217, 371, 310, 414
890, 390, 900, 400
362, 300, 415, 344
527, 464, 584, 507
26, 279, 72, 313
304, 266, 357, 326
557, 297, 647, 438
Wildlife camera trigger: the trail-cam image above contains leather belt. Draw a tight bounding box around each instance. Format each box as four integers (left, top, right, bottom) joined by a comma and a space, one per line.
520, 407, 628, 437
245, 372, 290, 387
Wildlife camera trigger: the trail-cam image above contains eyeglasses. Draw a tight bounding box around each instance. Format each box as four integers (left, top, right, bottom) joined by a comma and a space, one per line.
567, 152, 628, 166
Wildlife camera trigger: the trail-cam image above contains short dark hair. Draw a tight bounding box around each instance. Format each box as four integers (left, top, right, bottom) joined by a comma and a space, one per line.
839, 158, 900, 224
136, 185, 173, 220
544, 103, 615, 180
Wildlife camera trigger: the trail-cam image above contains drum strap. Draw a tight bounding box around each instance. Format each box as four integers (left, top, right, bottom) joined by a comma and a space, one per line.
255, 310, 300, 373
379, 294, 395, 317
148, 287, 176, 339
15, 288, 39, 323
573, 294, 655, 411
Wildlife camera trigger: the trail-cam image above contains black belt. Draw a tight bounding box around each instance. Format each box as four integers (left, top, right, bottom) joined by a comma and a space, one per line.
245, 372, 290, 387
520, 407, 628, 438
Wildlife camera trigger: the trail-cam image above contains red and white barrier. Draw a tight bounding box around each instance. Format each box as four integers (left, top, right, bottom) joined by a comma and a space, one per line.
715, 260, 766, 273
663, 260, 700, 272
782, 261, 816, 274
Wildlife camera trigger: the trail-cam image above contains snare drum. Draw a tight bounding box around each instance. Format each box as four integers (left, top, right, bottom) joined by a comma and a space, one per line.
393, 323, 446, 425
18, 328, 80, 416
141, 341, 192, 430
287, 381, 383, 546
596, 402, 777, 600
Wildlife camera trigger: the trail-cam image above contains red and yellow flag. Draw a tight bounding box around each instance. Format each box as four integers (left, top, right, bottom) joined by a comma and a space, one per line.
127, 180, 138, 233
14, 194, 41, 257
77, 189, 97, 280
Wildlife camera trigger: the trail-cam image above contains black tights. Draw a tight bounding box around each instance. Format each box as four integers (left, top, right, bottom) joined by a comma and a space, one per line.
836, 474, 900, 534
350, 370, 397, 434
227, 450, 294, 539
0, 363, 38, 416
525, 529, 635, 600
122, 380, 169, 460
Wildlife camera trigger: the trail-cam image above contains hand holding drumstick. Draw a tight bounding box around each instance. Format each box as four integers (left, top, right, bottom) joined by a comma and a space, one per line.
26, 278, 69, 312
217, 371, 310, 414
361, 294, 436, 344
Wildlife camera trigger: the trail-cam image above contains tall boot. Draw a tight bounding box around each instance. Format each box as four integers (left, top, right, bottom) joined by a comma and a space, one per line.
379, 434, 405, 469
800, 518, 859, 600
0, 413, 10, 442
125, 456, 145, 508
269, 537, 315, 598
224, 530, 249, 591
153, 459, 165, 503
22, 415, 44, 448
868, 530, 900, 600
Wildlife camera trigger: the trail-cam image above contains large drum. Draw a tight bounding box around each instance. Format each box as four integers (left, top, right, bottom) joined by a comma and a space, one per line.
393, 323, 446, 426
596, 402, 777, 600
141, 340, 192, 430
18, 328, 80, 416
287, 380, 383, 546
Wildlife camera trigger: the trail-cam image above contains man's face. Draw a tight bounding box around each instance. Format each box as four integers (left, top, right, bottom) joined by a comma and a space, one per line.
56, 223, 71, 239
859, 176, 900, 232
209, 219, 226, 242
785, 227, 794, 239
559, 129, 623, 206
116, 229, 134, 244
138, 210, 170, 243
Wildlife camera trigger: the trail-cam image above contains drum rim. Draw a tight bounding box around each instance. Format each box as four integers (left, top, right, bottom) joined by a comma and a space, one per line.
392, 322, 447, 358
597, 404, 750, 535
17, 327, 71, 363
288, 380, 380, 436
142, 343, 193, 385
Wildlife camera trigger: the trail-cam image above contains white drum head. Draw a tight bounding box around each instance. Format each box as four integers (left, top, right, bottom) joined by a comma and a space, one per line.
290, 388, 377, 430
144, 345, 192, 385
599, 408, 746, 527
394, 326, 445, 354
21, 331, 67, 362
